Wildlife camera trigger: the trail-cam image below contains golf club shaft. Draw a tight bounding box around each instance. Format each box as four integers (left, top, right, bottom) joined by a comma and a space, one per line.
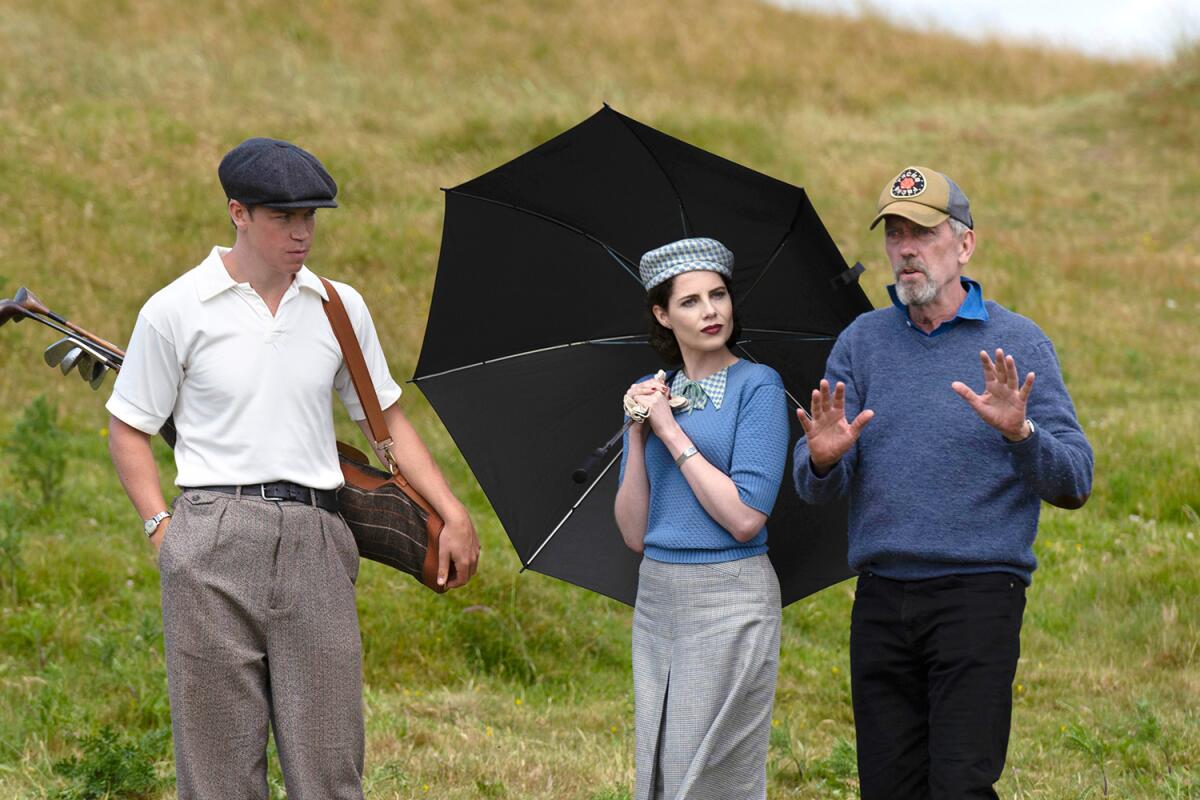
14, 287, 127, 357
59, 319, 125, 361
4, 305, 124, 367
4, 294, 176, 449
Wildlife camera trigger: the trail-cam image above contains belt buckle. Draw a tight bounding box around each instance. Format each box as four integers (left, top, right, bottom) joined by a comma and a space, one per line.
260, 484, 285, 503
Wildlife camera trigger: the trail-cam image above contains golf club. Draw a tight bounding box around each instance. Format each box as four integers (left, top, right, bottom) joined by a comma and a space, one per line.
14, 287, 126, 358
0, 299, 31, 327
6, 290, 175, 445
44, 337, 79, 368
75, 351, 102, 383
74, 349, 111, 390
1, 298, 122, 363
89, 365, 110, 390
59, 347, 83, 375
43, 334, 122, 373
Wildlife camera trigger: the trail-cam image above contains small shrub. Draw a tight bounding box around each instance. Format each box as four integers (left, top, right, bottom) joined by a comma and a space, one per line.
0, 499, 23, 591
476, 778, 508, 797
51, 725, 169, 799
588, 787, 632, 800
5, 395, 69, 507
1063, 722, 1110, 797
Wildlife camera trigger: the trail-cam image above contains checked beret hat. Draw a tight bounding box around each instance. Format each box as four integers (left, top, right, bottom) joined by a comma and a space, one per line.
639, 237, 734, 291
218, 137, 338, 209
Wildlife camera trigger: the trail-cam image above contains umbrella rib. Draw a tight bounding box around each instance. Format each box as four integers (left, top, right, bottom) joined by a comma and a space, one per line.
413, 331, 834, 382
446, 189, 643, 285
733, 343, 806, 411
737, 200, 805, 305
739, 328, 837, 340
609, 110, 693, 237
520, 449, 622, 573
412, 335, 647, 381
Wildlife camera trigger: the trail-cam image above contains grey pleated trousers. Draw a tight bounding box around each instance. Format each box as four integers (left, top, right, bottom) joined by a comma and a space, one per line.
632, 554, 781, 800
159, 489, 364, 800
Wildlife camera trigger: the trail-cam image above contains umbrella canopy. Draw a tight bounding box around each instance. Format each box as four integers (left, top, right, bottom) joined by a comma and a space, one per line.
414, 105, 872, 606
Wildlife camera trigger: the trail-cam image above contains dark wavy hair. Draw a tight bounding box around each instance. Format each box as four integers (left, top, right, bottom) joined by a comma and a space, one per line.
645, 272, 742, 366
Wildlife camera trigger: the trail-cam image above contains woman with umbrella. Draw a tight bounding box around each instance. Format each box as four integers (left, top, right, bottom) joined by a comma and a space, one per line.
615, 238, 790, 799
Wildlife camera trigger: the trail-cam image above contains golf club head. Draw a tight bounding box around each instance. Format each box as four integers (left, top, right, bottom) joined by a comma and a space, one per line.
13, 287, 57, 321
59, 347, 83, 375
44, 337, 78, 367
75, 351, 103, 383
0, 300, 28, 326
89, 365, 110, 391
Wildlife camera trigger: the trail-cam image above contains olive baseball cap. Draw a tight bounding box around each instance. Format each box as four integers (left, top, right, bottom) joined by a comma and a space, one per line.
218, 137, 338, 209
869, 166, 973, 230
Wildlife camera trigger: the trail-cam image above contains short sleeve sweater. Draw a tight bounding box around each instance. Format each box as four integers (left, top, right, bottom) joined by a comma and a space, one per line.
620, 360, 790, 564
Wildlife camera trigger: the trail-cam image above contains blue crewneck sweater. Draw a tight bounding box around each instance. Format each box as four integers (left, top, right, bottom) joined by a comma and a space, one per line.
620, 360, 789, 564
793, 295, 1093, 585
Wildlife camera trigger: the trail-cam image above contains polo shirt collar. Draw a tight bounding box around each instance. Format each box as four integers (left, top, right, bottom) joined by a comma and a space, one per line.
194, 247, 238, 301
292, 267, 329, 301
193, 246, 328, 302
887, 276, 989, 333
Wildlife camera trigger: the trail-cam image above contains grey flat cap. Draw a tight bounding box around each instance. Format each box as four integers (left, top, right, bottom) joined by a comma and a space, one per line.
218, 137, 338, 209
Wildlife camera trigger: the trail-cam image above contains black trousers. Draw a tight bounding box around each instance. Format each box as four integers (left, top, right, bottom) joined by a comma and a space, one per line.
850, 572, 1026, 800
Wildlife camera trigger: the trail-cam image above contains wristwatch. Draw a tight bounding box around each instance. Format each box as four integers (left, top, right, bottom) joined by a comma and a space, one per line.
143, 511, 171, 537
675, 445, 699, 468
1007, 418, 1035, 442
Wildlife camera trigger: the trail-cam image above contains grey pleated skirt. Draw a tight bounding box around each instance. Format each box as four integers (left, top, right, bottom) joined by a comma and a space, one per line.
632, 554, 781, 800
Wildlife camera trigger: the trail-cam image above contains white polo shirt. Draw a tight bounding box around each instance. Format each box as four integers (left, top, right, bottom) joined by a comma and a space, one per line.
106, 246, 402, 490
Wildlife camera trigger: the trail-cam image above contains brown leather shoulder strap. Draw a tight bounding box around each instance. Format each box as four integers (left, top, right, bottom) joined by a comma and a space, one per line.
319, 277, 391, 454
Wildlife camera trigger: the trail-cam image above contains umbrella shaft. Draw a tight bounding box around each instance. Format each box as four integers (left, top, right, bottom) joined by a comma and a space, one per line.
572, 419, 634, 484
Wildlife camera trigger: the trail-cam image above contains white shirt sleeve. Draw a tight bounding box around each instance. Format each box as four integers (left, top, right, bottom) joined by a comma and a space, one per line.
105, 311, 183, 435
333, 286, 403, 421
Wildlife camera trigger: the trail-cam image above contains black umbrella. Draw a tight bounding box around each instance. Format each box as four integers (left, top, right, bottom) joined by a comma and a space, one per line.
413, 105, 872, 606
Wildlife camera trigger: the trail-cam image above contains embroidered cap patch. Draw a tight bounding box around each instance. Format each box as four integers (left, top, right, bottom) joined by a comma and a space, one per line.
891, 168, 926, 198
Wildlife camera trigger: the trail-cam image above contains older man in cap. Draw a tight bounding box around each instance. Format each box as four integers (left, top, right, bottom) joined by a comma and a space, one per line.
106, 138, 480, 799
793, 167, 1093, 798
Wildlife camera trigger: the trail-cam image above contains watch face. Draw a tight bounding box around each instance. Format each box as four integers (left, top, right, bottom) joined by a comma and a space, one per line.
144, 512, 168, 535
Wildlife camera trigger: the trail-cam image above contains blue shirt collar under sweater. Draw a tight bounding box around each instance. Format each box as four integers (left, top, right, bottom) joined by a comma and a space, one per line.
887, 277, 989, 337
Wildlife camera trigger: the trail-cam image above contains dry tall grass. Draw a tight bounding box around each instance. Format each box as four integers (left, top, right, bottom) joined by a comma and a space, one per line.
1, 1, 1196, 797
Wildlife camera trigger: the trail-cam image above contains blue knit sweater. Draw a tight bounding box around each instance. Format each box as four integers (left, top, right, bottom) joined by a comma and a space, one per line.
793, 295, 1093, 585
620, 360, 789, 564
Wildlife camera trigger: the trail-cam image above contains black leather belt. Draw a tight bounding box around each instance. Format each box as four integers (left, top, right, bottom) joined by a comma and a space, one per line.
183, 482, 339, 513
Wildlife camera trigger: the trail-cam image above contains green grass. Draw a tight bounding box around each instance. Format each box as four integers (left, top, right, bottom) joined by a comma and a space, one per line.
1, 1, 1198, 797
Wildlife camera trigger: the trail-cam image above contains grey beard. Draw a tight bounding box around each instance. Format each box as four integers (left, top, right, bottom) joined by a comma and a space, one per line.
895, 276, 938, 306
893, 261, 938, 306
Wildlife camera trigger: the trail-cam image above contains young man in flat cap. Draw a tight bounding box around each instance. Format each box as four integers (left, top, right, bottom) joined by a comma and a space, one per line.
106, 137, 480, 799
793, 167, 1093, 799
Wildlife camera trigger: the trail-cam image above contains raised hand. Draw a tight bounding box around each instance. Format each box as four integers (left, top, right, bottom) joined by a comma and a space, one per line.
797, 379, 874, 475
951, 348, 1035, 441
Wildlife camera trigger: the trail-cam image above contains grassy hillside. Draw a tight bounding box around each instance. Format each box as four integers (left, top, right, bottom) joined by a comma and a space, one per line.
1, 1, 1197, 797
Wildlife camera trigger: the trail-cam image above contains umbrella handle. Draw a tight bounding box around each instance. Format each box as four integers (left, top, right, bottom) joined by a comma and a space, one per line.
571, 419, 634, 484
